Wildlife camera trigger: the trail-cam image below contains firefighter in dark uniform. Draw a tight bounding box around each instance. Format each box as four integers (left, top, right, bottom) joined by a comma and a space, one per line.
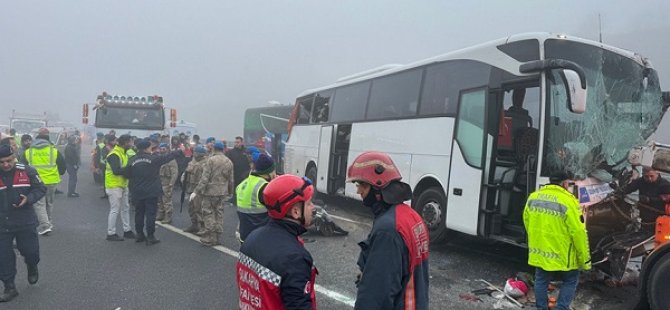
237, 174, 318, 309
0, 145, 47, 302
347, 151, 430, 310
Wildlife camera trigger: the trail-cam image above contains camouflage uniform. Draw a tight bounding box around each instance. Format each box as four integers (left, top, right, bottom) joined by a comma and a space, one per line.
157, 158, 178, 223
194, 152, 234, 246
184, 156, 205, 233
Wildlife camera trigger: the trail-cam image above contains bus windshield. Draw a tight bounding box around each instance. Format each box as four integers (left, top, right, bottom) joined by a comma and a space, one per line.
95, 106, 165, 130
544, 39, 665, 178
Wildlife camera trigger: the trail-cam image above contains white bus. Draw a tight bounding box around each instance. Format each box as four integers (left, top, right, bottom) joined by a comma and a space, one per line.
284, 32, 669, 245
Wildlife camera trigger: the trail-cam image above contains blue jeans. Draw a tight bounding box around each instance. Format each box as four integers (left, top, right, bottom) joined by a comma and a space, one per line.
534, 268, 580, 310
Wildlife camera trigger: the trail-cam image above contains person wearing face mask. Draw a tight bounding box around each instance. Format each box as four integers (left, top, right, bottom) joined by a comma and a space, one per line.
0, 145, 46, 302
236, 174, 318, 309
347, 151, 430, 310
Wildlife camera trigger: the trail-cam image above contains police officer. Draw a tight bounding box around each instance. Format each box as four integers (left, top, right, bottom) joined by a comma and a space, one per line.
127, 139, 182, 245
182, 145, 207, 234
523, 172, 591, 310
347, 151, 430, 310
192, 141, 233, 246
237, 174, 318, 309
0, 145, 47, 302
24, 128, 66, 236
155, 143, 178, 224
235, 153, 275, 242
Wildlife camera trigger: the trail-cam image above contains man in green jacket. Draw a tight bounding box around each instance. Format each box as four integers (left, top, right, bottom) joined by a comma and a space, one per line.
523, 172, 591, 310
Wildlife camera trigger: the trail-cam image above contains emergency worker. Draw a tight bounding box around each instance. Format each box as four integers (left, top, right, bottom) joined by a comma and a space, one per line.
126, 139, 183, 245
347, 151, 430, 310
192, 141, 233, 246
0, 145, 46, 302
24, 128, 66, 236
156, 143, 178, 224
621, 166, 670, 224
237, 174, 317, 309
182, 145, 207, 234
523, 172, 591, 310
236, 153, 275, 242
105, 134, 135, 241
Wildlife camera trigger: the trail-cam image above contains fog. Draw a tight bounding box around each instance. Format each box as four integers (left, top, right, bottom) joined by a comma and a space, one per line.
1, 0, 669, 141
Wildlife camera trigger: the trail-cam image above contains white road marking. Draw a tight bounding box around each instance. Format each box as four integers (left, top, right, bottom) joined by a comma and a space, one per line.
326, 214, 370, 227
156, 222, 356, 308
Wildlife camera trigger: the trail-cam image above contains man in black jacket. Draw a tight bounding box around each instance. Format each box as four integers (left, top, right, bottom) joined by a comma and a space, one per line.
64, 136, 81, 198
0, 145, 47, 302
126, 139, 182, 245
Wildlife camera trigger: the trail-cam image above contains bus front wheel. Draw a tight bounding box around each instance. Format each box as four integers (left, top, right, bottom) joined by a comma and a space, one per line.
414, 187, 448, 244
648, 252, 670, 309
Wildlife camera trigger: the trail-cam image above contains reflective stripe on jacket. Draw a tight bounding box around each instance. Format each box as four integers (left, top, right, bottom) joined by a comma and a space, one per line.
26, 145, 60, 185
236, 174, 268, 214
105, 146, 128, 188
523, 184, 591, 271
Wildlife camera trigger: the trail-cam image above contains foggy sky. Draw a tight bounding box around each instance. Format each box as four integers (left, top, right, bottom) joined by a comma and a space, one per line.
1, 0, 669, 141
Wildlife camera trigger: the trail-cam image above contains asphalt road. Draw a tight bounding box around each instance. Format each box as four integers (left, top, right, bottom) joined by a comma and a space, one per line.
2, 151, 641, 310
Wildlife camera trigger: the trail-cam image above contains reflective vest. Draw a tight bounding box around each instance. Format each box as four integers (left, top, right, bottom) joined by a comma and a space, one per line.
523, 184, 591, 271
25, 146, 60, 185
105, 146, 128, 189
236, 175, 268, 214
126, 148, 136, 158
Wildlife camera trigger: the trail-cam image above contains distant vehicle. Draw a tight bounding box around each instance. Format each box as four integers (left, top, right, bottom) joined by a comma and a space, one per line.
244, 105, 292, 174
10, 110, 48, 136
170, 120, 197, 137
83, 92, 177, 139
31, 126, 78, 153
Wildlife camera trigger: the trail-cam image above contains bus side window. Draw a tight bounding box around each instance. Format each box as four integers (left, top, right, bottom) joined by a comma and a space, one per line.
312, 92, 332, 124
297, 96, 314, 124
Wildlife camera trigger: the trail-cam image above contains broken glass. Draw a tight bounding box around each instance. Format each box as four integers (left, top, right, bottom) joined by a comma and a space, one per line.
543, 40, 666, 180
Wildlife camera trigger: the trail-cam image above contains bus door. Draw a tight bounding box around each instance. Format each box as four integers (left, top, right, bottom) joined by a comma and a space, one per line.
446, 88, 489, 235
486, 84, 541, 241
316, 125, 333, 194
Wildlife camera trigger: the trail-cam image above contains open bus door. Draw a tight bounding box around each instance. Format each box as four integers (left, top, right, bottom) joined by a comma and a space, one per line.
446, 88, 489, 236
316, 125, 333, 194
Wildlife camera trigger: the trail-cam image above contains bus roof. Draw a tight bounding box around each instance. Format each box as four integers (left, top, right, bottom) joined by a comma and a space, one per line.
296, 32, 645, 98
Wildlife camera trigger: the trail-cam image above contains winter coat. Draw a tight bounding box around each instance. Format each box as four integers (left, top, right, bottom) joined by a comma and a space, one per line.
126, 150, 182, 201
0, 164, 47, 232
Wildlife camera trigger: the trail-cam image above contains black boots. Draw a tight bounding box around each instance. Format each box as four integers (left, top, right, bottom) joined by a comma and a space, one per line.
123, 231, 136, 239
135, 232, 146, 243
0, 282, 18, 303
27, 265, 38, 285
146, 235, 160, 245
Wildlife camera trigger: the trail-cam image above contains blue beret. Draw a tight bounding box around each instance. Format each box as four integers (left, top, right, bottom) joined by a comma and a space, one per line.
159, 143, 169, 148
194, 145, 207, 154
96, 132, 104, 137
213, 141, 225, 150
206, 137, 216, 143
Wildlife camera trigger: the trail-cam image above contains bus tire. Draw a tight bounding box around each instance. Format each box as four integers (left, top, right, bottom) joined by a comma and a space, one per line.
413, 187, 448, 244
647, 252, 670, 310
305, 165, 319, 201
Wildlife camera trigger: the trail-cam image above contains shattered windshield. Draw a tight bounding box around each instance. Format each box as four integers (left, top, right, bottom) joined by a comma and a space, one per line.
543, 39, 665, 179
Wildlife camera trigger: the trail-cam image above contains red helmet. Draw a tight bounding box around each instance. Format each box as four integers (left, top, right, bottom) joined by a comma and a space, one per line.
347, 151, 402, 188
263, 174, 314, 219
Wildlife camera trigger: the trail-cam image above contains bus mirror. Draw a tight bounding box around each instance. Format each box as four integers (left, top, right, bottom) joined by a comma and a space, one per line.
662, 91, 670, 112
561, 69, 587, 114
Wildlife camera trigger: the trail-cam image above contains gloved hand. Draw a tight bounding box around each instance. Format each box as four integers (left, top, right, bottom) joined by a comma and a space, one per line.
190, 192, 196, 201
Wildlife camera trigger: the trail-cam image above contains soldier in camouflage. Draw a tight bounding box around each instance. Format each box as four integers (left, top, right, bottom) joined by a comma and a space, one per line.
183, 145, 207, 234
156, 143, 178, 224
192, 141, 234, 246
